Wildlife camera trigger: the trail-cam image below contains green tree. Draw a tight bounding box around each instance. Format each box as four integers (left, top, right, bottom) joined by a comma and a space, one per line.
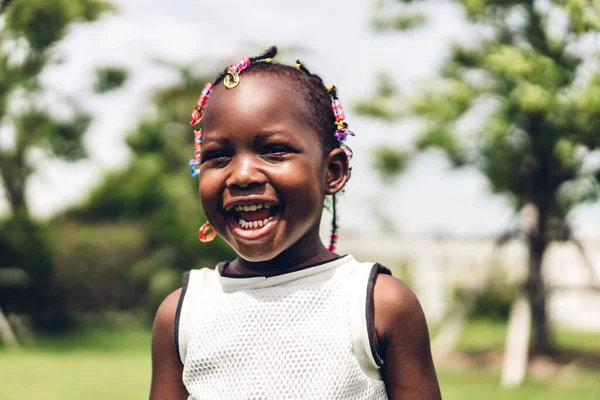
0, 0, 124, 217
358, 0, 600, 352
0, 0, 126, 329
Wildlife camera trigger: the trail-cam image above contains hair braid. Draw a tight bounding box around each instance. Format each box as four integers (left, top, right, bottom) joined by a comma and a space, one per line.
213, 46, 278, 85
295, 60, 342, 253
328, 194, 338, 252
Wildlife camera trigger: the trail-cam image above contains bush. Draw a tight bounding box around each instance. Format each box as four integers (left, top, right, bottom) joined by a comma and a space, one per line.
455, 284, 517, 322
0, 215, 65, 330
52, 221, 150, 315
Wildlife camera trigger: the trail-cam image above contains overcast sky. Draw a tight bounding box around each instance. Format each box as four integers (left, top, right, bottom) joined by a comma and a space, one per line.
5, 0, 600, 237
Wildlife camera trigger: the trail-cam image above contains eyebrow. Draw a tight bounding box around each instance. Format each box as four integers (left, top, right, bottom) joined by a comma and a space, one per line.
201, 129, 292, 144
254, 129, 292, 139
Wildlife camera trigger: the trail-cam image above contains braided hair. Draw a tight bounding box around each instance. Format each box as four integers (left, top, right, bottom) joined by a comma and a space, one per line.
211, 47, 340, 153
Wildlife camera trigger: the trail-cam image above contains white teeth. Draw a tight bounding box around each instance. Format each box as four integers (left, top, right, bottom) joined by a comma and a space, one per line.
233, 203, 278, 230
234, 203, 274, 212
237, 214, 277, 230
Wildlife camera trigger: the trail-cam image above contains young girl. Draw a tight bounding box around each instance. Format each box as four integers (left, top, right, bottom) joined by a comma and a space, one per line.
150, 47, 441, 400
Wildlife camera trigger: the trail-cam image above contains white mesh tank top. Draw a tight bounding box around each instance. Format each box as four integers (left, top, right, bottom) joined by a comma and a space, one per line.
175, 255, 390, 399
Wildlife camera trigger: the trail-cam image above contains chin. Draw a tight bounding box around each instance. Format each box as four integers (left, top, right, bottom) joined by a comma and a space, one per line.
228, 231, 287, 263
229, 239, 284, 263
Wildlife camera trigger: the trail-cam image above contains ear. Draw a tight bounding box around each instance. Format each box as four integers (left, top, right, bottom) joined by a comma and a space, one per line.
324, 147, 349, 195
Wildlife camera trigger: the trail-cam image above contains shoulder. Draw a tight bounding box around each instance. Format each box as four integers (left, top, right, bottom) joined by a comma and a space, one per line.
373, 274, 422, 322
371, 272, 441, 398
372, 273, 428, 352
152, 288, 183, 343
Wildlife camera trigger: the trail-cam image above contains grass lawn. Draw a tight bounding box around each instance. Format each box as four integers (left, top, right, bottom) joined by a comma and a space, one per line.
1, 322, 599, 399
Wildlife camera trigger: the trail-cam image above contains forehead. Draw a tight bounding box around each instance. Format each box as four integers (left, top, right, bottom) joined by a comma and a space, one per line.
202, 73, 313, 135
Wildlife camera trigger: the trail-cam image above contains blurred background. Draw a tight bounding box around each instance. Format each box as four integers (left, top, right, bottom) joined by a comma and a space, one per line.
1, 0, 600, 398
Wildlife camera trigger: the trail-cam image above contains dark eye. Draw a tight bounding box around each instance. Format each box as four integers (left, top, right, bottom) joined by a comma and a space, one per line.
262, 145, 297, 159
201, 150, 232, 167
264, 145, 289, 155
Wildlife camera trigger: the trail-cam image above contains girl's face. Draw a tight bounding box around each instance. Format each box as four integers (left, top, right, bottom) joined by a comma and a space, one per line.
199, 73, 347, 262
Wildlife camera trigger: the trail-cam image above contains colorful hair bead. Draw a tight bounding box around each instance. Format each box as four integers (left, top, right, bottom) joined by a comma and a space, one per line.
328, 233, 339, 252
332, 99, 344, 120
224, 57, 252, 89
197, 83, 214, 106
188, 129, 203, 177
329, 98, 355, 143
334, 127, 355, 142
190, 84, 214, 127
190, 107, 203, 127
189, 159, 200, 177
340, 143, 353, 161
230, 57, 251, 75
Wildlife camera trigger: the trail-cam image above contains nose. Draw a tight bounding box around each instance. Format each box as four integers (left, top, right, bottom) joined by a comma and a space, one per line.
226, 154, 266, 190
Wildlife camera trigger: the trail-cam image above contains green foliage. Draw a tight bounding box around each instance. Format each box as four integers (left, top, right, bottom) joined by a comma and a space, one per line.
362, 0, 600, 350
362, 0, 600, 229
373, 147, 410, 180
4, 0, 113, 52
0, 0, 125, 215
354, 72, 401, 121
358, 0, 600, 212
52, 222, 148, 313
372, 11, 427, 31
94, 67, 128, 93
456, 285, 517, 322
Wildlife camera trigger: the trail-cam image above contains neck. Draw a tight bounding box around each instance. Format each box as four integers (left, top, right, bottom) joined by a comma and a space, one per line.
229, 230, 337, 277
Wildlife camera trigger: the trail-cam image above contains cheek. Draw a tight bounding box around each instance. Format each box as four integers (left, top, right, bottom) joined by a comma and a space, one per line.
198, 174, 222, 212
273, 161, 325, 208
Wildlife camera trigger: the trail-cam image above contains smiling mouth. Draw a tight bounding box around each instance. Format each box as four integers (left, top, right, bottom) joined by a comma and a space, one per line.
227, 203, 282, 238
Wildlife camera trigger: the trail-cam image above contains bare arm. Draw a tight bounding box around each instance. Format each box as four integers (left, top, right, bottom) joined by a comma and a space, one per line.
149, 288, 189, 400
374, 274, 441, 400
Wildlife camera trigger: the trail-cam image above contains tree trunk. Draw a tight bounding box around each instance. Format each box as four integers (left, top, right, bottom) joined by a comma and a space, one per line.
0, 171, 29, 217
526, 234, 552, 353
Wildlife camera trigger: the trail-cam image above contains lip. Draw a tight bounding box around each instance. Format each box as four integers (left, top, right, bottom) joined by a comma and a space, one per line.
230, 210, 281, 240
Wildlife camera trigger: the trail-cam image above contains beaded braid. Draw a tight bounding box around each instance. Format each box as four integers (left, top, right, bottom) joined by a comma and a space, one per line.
189, 47, 354, 252
329, 194, 339, 252
212, 46, 278, 89
294, 60, 353, 252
